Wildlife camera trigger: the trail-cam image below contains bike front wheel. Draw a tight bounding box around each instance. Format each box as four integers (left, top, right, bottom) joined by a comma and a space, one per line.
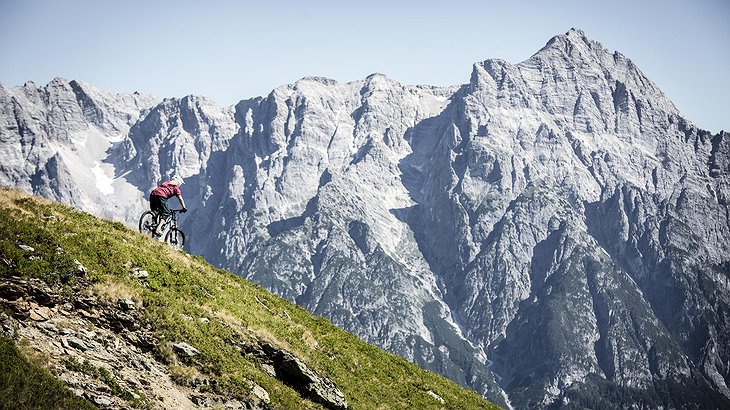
139, 211, 157, 236
165, 228, 186, 250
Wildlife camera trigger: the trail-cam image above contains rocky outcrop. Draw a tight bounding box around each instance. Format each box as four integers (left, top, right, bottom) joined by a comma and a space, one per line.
248, 342, 347, 410
0, 267, 344, 409
2, 273, 230, 409
0, 78, 158, 222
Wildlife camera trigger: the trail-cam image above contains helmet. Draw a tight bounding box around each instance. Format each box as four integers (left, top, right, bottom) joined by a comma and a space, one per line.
170, 176, 184, 186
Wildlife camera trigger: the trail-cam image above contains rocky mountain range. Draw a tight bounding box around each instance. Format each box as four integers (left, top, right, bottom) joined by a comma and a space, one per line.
1, 28, 728, 408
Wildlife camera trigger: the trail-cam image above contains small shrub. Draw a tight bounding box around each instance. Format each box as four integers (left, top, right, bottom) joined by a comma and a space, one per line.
156, 341, 176, 364
169, 365, 200, 386
92, 281, 143, 307
62, 357, 98, 376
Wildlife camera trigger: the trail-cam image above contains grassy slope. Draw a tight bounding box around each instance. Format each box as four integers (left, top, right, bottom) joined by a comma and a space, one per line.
0, 188, 499, 409
0, 337, 97, 410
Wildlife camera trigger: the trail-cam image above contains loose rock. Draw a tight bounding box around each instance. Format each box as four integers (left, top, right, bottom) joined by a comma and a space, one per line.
74, 259, 87, 275
65, 336, 90, 351
92, 395, 114, 406
251, 384, 271, 404
172, 341, 200, 357
260, 342, 347, 409
29, 306, 52, 321
117, 299, 136, 311
427, 390, 445, 404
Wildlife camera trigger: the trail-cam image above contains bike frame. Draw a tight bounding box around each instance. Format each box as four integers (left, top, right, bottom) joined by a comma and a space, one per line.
155, 209, 183, 230
139, 209, 186, 250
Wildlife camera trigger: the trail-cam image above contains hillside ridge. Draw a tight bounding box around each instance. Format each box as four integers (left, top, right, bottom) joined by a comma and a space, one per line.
0, 188, 497, 410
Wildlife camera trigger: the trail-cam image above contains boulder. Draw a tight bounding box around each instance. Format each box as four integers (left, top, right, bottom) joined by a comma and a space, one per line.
172, 341, 200, 357
260, 342, 347, 409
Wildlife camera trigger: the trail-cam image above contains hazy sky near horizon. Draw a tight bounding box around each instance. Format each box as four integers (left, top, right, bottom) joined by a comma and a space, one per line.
1, 0, 728, 132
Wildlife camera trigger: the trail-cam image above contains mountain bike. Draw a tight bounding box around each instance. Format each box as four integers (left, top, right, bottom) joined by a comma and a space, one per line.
138, 209, 186, 250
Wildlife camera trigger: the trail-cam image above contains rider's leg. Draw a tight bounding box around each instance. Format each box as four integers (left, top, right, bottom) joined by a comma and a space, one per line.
152, 196, 171, 236
149, 194, 160, 228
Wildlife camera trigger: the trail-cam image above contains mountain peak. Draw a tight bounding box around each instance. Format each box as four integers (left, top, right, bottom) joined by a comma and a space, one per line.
536, 28, 606, 59
296, 76, 339, 86
533, 28, 638, 73
566, 27, 588, 39
362, 72, 400, 90
365, 72, 389, 80
49, 76, 70, 86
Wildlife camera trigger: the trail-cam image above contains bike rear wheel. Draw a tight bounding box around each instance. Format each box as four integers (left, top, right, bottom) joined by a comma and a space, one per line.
138, 211, 157, 236
165, 228, 185, 250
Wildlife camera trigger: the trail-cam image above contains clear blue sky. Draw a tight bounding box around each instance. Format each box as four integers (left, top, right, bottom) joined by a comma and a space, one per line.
1, 0, 728, 132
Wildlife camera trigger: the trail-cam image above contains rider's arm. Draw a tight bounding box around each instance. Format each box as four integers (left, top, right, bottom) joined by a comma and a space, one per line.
177, 194, 187, 211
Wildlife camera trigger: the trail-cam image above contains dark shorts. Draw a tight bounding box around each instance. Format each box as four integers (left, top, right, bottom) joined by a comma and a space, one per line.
149, 194, 171, 220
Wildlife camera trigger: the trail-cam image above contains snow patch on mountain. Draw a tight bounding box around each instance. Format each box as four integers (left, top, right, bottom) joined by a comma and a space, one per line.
91, 162, 115, 195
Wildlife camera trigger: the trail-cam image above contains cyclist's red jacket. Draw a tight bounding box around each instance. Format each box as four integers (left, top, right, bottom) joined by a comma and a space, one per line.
151, 181, 182, 198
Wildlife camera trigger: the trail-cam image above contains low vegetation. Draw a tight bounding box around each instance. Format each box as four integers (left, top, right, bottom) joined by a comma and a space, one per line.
0, 188, 499, 409
0, 337, 96, 410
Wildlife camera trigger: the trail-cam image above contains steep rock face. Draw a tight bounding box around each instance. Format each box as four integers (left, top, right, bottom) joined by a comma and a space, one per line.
396, 29, 730, 406
119, 74, 505, 402
2, 29, 729, 408
116, 95, 238, 188
0, 78, 157, 220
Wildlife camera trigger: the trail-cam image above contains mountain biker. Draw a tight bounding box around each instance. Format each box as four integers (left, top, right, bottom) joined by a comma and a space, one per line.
149, 177, 187, 237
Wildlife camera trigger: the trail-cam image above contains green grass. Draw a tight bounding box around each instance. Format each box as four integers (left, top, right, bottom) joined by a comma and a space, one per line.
0, 188, 499, 409
0, 337, 96, 410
